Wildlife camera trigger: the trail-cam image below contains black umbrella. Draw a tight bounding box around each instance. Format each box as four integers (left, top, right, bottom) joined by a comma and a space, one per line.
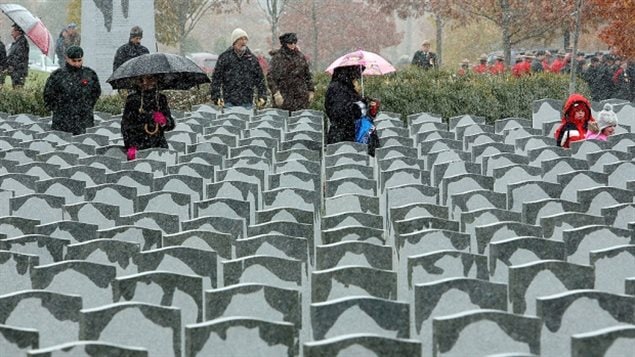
107, 52, 211, 90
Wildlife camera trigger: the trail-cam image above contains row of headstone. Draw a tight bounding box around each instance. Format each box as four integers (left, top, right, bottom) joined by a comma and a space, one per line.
2, 101, 634, 356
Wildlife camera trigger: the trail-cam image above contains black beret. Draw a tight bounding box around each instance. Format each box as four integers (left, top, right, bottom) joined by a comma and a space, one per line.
279, 32, 297, 45
65, 45, 84, 59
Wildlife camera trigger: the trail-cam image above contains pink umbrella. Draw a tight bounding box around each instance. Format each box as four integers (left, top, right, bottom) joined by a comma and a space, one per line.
326, 50, 396, 96
0, 4, 55, 57
325, 50, 396, 75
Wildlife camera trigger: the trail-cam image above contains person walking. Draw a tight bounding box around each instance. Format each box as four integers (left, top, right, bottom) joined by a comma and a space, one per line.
267, 32, 315, 113
120, 75, 175, 160
43, 46, 101, 135
5, 24, 29, 89
411, 40, 437, 70
325, 65, 364, 144
210, 28, 267, 109
113, 26, 149, 72
0, 38, 6, 87
55, 23, 81, 66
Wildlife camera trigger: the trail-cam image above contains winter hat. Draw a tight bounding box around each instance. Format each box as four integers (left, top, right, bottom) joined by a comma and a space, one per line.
596, 103, 618, 130
130, 26, 143, 39
65, 45, 83, 59
231, 28, 248, 44
279, 32, 297, 45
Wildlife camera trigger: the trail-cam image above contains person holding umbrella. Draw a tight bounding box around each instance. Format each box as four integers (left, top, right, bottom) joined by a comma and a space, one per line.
43, 45, 101, 135
210, 28, 267, 109
325, 65, 365, 144
120, 74, 175, 160
5, 24, 29, 88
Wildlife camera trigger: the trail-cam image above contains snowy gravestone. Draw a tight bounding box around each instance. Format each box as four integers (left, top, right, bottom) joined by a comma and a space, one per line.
81, 0, 156, 94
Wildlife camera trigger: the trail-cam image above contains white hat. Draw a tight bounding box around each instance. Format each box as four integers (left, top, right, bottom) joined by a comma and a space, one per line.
597, 103, 618, 130
231, 28, 248, 44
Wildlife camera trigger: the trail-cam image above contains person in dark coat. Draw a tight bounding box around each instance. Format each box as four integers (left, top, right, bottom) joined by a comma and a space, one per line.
267, 32, 315, 113
120, 75, 175, 160
43, 46, 101, 135
411, 40, 437, 70
210, 28, 267, 109
55, 23, 81, 66
6, 24, 29, 88
113, 26, 149, 72
0, 38, 6, 86
325, 65, 364, 144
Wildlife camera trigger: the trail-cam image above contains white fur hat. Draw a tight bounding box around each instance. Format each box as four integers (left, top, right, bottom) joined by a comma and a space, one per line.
597, 103, 618, 130
231, 28, 248, 44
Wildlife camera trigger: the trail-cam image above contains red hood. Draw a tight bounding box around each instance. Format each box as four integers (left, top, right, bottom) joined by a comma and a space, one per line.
562, 93, 592, 123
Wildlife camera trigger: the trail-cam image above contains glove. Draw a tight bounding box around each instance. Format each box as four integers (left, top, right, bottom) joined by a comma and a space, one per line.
152, 111, 167, 126
308, 91, 315, 102
256, 98, 266, 109
273, 91, 284, 106
215, 98, 224, 107
127, 147, 137, 161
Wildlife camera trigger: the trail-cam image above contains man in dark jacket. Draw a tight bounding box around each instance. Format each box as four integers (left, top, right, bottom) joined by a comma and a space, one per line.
211, 28, 267, 108
6, 24, 29, 88
113, 26, 149, 72
325, 65, 364, 144
267, 32, 315, 113
411, 40, 437, 70
55, 23, 81, 66
0, 38, 6, 86
44, 46, 102, 135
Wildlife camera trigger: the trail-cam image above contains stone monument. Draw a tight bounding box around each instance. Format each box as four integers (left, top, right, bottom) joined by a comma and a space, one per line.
81, 0, 156, 94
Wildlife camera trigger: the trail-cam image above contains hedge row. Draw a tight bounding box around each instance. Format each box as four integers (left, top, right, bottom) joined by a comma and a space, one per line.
311, 67, 589, 124
0, 68, 588, 124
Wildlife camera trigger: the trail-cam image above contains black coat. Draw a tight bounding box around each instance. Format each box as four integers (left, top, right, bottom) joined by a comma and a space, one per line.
412, 50, 437, 70
325, 66, 363, 144
0, 40, 6, 71
267, 46, 314, 111
44, 63, 102, 135
6, 34, 29, 84
113, 41, 149, 71
210, 46, 267, 106
121, 90, 175, 150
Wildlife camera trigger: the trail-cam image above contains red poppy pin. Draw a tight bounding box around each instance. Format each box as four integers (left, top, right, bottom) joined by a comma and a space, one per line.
80, 79, 89, 86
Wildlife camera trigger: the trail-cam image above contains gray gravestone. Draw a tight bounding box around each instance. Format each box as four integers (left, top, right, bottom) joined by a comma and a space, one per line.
537, 290, 635, 356
304, 335, 421, 357
571, 326, 635, 357
81, 0, 156, 94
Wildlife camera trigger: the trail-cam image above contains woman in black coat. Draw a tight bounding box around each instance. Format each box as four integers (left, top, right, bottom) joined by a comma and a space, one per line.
121, 75, 175, 160
325, 65, 364, 144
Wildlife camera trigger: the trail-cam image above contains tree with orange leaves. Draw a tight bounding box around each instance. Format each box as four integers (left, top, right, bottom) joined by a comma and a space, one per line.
588, 0, 635, 59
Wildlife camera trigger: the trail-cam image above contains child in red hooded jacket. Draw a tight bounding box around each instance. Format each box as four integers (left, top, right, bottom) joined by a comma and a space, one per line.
554, 93, 595, 148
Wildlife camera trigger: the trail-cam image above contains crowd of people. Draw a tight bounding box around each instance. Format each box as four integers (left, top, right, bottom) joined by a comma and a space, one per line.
444, 45, 634, 103
0, 21, 630, 158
